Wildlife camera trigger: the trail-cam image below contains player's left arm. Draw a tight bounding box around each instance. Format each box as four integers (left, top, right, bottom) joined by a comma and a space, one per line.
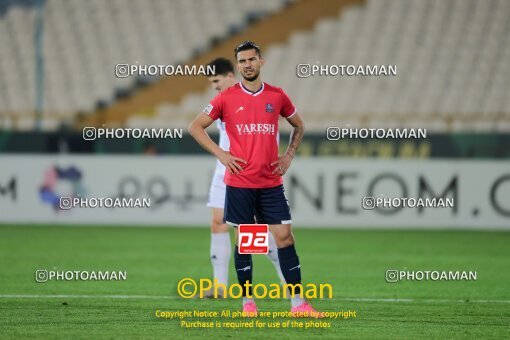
271, 113, 304, 175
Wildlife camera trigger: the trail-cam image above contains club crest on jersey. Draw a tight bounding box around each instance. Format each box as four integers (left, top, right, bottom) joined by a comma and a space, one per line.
265, 103, 274, 113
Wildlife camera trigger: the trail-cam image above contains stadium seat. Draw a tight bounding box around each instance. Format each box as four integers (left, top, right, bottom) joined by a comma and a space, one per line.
159, 0, 509, 132
1, 0, 508, 132
0, 0, 292, 130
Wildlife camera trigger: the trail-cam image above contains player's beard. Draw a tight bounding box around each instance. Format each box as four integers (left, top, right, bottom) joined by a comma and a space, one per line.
242, 69, 260, 82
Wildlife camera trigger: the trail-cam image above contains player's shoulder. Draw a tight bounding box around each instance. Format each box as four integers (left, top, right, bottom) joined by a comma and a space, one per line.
209, 84, 239, 104
222, 83, 243, 96
211, 84, 240, 103
262, 83, 290, 100
263, 82, 286, 94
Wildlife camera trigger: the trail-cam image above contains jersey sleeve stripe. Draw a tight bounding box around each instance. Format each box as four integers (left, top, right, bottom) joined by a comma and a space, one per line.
286, 109, 297, 119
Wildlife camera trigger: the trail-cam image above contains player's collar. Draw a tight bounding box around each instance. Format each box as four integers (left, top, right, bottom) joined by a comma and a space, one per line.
239, 81, 265, 96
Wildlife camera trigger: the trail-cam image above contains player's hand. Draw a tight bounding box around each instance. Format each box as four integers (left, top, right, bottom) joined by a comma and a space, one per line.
271, 153, 293, 176
219, 151, 247, 174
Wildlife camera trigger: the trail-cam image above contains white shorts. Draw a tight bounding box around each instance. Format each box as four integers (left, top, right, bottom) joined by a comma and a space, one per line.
206, 172, 226, 209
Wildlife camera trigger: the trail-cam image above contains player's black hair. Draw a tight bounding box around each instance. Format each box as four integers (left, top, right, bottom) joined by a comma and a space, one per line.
234, 41, 261, 59
206, 58, 234, 77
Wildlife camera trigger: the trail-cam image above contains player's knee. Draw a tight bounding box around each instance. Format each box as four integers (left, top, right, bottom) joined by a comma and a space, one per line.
275, 233, 294, 248
211, 218, 228, 233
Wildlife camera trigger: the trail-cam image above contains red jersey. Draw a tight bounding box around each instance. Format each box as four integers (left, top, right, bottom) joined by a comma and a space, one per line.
203, 82, 296, 188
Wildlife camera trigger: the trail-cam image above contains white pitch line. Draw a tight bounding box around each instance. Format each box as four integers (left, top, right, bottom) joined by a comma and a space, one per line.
0, 294, 174, 299
331, 297, 510, 304
0, 294, 509, 304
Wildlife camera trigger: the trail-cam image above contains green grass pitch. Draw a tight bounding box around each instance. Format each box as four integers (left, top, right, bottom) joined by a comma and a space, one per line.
0, 225, 509, 339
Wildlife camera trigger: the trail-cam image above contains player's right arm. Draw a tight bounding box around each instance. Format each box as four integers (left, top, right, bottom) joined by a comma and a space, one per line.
188, 113, 246, 174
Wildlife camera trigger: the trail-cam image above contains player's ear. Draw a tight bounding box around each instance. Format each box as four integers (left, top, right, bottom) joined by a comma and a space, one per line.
259, 57, 265, 67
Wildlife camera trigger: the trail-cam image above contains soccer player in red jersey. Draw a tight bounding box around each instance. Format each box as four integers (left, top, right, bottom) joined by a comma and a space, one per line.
203, 57, 286, 298
189, 41, 321, 317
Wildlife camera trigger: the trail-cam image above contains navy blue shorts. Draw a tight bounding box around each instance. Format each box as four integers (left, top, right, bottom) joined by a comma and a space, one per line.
224, 185, 292, 226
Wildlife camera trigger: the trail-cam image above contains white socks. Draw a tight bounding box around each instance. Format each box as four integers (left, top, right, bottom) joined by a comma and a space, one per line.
243, 297, 255, 306
210, 232, 231, 286
266, 232, 286, 284
291, 296, 306, 308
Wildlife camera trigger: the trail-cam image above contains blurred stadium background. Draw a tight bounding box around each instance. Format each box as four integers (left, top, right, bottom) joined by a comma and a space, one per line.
1, 0, 510, 143
0, 0, 508, 225
0, 0, 509, 338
